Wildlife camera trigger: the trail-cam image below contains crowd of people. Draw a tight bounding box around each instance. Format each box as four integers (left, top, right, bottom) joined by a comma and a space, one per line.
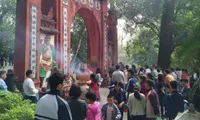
0, 50, 14, 68
0, 63, 199, 120
108, 64, 199, 120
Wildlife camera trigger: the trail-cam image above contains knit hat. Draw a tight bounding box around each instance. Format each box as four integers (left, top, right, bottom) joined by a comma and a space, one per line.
135, 82, 141, 88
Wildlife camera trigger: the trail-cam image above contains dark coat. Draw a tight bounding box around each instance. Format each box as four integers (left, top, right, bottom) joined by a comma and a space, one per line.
181, 86, 190, 101
109, 88, 126, 104
165, 90, 184, 119
66, 97, 87, 120
5, 74, 16, 92
126, 77, 138, 93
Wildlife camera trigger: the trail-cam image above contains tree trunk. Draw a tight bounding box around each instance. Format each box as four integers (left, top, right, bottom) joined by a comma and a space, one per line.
158, 0, 175, 69
71, 25, 86, 64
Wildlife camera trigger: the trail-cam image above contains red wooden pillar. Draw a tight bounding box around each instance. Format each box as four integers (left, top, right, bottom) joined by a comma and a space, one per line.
101, 0, 108, 74
14, 0, 41, 86
55, 0, 63, 70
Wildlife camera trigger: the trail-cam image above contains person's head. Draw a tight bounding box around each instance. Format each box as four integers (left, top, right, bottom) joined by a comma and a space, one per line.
125, 65, 129, 70
116, 65, 120, 70
7, 69, 15, 77
157, 68, 161, 73
128, 69, 134, 78
48, 72, 65, 92
166, 84, 170, 93
182, 69, 187, 74
69, 84, 82, 98
145, 65, 149, 69
170, 68, 175, 73
139, 67, 144, 72
176, 68, 181, 71
96, 68, 101, 74
0, 71, 6, 80
134, 82, 141, 91
44, 35, 51, 45
90, 74, 97, 83
164, 69, 170, 75
26, 70, 33, 78
51, 67, 58, 74
114, 81, 123, 92
170, 81, 178, 90
145, 80, 155, 90
107, 94, 114, 106
132, 65, 136, 69
134, 82, 141, 100
147, 73, 153, 80
139, 75, 147, 83
151, 65, 156, 70
180, 79, 188, 87
85, 91, 97, 104
158, 74, 164, 82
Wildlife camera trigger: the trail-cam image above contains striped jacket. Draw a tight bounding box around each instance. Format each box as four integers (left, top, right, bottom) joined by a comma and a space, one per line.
35, 91, 72, 120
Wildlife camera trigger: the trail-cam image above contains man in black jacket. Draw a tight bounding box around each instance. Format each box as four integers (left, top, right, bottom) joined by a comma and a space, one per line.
165, 81, 184, 120
180, 79, 190, 101
67, 84, 87, 120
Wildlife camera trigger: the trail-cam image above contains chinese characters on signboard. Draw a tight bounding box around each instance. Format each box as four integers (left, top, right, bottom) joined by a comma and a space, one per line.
74, 0, 100, 10
81, 0, 87, 4
95, 0, 100, 10
63, 7, 68, 74
63, 0, 68, 5
89, 0, 94, 8
30, 4, 38, 78
104, 16, 107, 70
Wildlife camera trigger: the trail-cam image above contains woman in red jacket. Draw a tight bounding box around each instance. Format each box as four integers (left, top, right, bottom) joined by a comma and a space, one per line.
88, 74, 101, 100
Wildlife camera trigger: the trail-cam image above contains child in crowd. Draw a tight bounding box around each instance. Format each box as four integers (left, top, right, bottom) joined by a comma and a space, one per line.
85, 92, 101, 120
101, 94, 122, 120
109, 82, 126, 120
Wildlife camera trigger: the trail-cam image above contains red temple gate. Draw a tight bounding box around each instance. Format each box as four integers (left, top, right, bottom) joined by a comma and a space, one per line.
14, 0, 118, 85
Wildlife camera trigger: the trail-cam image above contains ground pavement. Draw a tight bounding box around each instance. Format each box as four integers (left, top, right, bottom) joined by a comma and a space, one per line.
100, 88, 127, 120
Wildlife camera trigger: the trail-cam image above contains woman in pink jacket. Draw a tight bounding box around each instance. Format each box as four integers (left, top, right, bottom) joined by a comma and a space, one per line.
85, 91, 101, 120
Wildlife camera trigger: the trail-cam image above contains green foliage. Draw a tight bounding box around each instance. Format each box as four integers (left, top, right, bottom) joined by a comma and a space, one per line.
115, 0, 199, 69
125, 29, 158, 66
115, 0, 162, 35
114, 0, 162, 66
0, 92, 36, 120
71, 14, 87, 63
0, 0, 16, 55
171, 0, 200, 72
172, 23, 200, 71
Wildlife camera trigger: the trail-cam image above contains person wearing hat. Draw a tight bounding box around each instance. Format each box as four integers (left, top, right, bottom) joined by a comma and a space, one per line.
5, 69, 17, 92
128, 82, 146, 120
